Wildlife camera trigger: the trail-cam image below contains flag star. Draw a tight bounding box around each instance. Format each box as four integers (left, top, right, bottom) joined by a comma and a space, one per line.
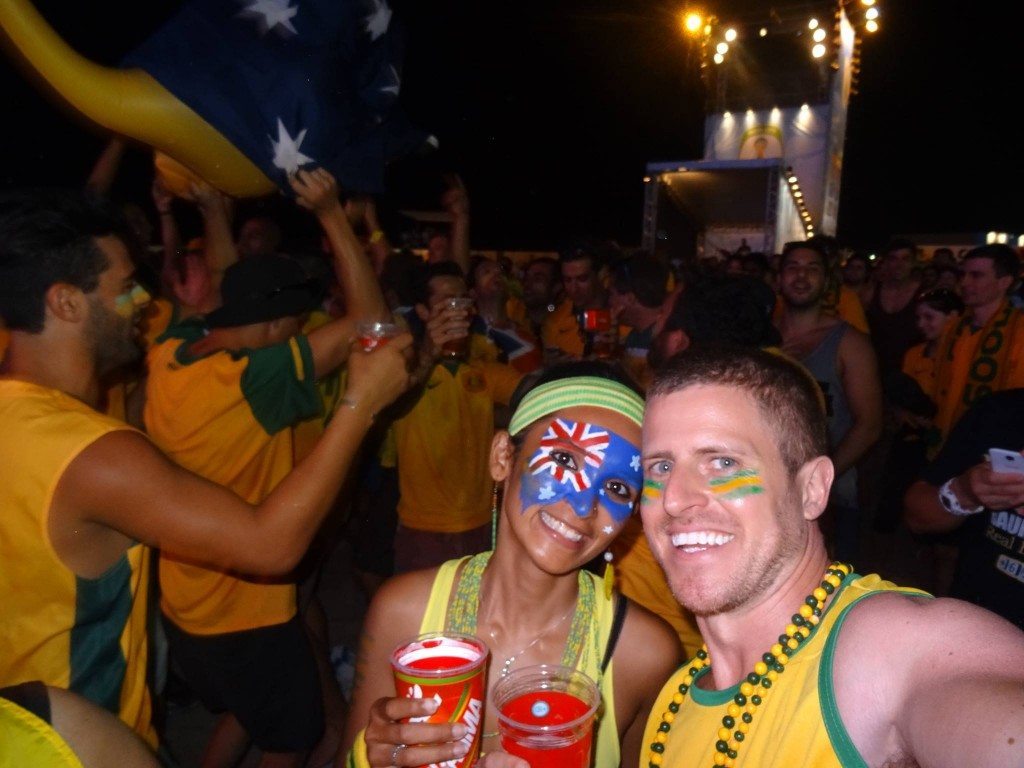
602, 525, 614, 535
538, 483, 556, 501
364, 0, 392, 41
379, 65, 400, 96
630, 454, 641, 472
598, 488, 606, 496
240, 0, 298, 35
269, 118, 314, 174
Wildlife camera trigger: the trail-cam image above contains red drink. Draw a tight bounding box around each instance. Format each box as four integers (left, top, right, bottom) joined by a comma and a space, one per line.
390, 633, 489, 768
356, 320, 400, 352
493, 665, 600, 768
499, 690, 594, 768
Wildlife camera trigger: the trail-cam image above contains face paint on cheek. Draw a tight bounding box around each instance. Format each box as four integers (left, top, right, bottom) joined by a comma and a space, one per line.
641, 479, 664, 505
709, 468, 765, 500
113, 292, 136, 318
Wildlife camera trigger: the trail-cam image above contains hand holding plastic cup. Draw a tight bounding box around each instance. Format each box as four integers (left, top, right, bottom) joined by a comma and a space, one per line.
492, 664, 600, 768
390, 632, 489, 768
357, 320, 401, 352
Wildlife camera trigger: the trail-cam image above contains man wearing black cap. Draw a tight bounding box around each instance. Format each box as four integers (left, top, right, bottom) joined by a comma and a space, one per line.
143, 169, 391, 768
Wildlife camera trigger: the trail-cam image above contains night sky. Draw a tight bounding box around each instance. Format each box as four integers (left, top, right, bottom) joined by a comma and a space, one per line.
0, 0, 1020, 252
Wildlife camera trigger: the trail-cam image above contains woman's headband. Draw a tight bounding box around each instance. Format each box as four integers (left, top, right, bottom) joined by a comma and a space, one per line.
508, 376, 645, 436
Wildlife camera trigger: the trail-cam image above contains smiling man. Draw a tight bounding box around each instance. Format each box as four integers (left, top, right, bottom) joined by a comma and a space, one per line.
638, 344, 1024, 768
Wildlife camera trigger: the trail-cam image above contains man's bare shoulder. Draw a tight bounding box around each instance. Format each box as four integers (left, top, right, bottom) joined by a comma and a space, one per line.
837, 591, 1024, 665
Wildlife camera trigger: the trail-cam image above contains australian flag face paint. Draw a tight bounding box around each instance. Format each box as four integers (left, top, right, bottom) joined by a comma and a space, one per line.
519, 418, 642, 524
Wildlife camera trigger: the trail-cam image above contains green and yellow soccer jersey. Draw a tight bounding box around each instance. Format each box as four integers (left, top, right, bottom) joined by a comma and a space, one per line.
145, 319, 321, 634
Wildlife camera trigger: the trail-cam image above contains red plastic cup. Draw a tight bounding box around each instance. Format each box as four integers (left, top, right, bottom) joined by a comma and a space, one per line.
390, 632, 489, 768
492, 665, 600, 768
357, 320, 400, 352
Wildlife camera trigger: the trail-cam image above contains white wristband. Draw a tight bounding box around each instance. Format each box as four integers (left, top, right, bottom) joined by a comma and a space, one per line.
938, 479, 985, 517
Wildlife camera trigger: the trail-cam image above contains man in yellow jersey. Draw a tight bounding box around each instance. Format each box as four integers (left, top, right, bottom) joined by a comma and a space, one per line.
638, 345, 1024, 768
144, 168, 393, 768
0, 189, 410, 754
392, 262, 523, 572
541, 245, 609, 361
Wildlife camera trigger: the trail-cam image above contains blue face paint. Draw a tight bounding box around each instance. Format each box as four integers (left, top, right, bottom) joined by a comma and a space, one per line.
519, 418, 642, 524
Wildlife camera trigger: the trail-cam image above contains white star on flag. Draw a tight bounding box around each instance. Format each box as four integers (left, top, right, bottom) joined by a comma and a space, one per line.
630, 454, 640, 472
380, 65, 400, 96
602, 525, 614, 534
364, 0, 392, 41
239, 0, 299, 35
269, 118, 314, 174
538, 482, 556, 501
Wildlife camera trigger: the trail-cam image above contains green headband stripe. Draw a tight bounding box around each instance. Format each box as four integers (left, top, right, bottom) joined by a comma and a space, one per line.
508, 376, 645, 436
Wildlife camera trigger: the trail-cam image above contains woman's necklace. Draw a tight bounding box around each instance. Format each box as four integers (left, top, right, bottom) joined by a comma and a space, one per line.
489, 599, 577, 678
647, 562, 852, 768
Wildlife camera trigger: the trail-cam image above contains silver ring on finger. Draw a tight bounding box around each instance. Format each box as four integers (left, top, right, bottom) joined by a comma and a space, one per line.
390, 742, 406, 767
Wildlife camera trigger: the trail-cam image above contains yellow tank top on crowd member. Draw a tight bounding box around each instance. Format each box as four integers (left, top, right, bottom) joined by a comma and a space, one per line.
0, 695, 83, 768
610, 517, 703, 658
393, 358, 521, 533
642, 574, 928, 768
0, 380, 155, 747
144, 319, 322, 635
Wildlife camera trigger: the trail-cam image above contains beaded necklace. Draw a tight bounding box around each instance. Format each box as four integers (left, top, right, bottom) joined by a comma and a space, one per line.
647, 562, 852, 768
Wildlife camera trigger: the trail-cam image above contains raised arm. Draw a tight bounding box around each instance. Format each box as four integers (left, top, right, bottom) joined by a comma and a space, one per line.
290, 169, 389, 378
53, 336, 412, 577
84, 137, 126, 196
188, 179, 237, 297
443, 174, 471, 275
833, 327, 883, 475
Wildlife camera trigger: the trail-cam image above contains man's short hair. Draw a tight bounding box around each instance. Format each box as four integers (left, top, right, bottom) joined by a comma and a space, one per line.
649, 344, 828, 476
780, 239, 828, 270
611, 256, 669, 308
0, 189, 129, 333
410, 260, 464, 305
962, 243, 1021, 279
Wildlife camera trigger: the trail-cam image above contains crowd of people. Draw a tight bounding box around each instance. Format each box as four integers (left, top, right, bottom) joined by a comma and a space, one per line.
1, 148, 1022, 768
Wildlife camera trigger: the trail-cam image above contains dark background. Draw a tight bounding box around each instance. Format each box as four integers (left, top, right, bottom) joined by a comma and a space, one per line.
0, 0, 1020, 251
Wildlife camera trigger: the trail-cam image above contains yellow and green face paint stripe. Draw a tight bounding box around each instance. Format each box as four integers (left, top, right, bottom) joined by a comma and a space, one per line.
709, 469, 764, 500
641, 478, 663, 504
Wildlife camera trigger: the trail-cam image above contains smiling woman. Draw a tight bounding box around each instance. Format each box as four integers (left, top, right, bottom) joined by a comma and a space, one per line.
340, 361, 683, 768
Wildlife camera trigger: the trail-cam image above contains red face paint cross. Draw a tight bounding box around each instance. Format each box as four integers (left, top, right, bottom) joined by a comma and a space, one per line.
528, 418, 610, 492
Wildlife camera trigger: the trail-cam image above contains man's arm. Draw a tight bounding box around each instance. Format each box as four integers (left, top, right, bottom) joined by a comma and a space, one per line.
833, 327, 883, 475
188, 179, 237, 299
906, 460, 1024, 534
290, 169, 389, 378
84, 137, 126, 195
443, 174, 470, 275
835, 593, 1024, 768
53, 336, 412, 578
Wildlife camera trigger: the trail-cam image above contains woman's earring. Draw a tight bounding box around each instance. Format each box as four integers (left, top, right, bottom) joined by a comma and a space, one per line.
603, 550, 615, 600
490, 483, 500, 550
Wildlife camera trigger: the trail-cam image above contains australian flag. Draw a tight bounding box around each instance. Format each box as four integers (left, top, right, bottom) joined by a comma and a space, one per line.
123, 0, 432, 194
